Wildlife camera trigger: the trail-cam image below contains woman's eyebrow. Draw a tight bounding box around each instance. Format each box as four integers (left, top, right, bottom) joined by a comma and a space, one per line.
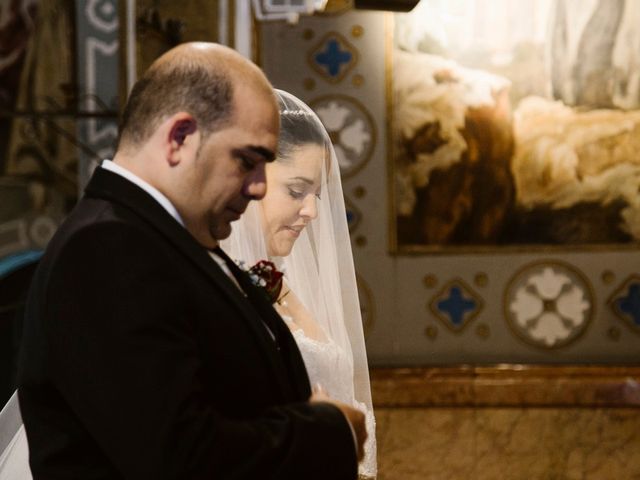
289, 176, 314, 185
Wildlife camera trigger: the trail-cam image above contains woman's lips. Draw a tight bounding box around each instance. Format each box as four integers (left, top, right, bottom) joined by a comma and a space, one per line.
285, 225, 304, 237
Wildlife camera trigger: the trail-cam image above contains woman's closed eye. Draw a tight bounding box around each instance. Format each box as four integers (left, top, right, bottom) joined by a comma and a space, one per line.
287, 187, 305, 200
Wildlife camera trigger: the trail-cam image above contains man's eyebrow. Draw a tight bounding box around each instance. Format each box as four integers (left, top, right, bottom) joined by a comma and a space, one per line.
237, 146, 276, 162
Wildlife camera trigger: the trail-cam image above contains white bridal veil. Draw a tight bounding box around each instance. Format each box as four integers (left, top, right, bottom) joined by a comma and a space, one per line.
221, 89, 377, 478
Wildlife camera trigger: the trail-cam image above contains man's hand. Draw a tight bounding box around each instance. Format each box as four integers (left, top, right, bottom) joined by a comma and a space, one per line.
310, 385, 367, 462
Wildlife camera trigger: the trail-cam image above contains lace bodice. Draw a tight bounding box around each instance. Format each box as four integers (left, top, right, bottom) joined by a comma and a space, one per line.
290, 327, 377, 479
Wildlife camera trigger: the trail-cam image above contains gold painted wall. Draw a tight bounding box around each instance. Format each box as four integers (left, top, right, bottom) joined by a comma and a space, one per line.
134, 0, 221, 77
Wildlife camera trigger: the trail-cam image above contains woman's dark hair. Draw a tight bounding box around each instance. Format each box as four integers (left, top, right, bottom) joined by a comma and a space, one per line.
277, 101, 328, 161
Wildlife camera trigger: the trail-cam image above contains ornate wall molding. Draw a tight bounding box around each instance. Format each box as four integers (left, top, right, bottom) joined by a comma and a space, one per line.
371, 366, 640, 407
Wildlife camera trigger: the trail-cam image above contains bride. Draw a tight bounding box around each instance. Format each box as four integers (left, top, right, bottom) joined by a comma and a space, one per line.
221, 90, 377, 479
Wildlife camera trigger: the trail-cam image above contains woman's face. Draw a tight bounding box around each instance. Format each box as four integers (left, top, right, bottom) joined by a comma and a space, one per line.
260, 142, 325, 257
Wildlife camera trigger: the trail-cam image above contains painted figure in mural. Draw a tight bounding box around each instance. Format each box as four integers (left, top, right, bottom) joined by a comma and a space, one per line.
1, 42, 366, 479
393, 0, 640, 248
221, 89, 377, 479
393, 49, 515, 246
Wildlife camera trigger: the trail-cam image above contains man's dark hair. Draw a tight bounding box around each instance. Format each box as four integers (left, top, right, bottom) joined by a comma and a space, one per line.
118, 63, 233, 148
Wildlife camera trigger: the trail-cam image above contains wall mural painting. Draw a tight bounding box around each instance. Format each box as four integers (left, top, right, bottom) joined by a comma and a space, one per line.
1, 0, 78, 254
391, 0, 640, 252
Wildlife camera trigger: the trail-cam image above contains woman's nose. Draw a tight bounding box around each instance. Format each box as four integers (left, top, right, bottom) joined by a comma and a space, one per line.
300, 194, 318, 220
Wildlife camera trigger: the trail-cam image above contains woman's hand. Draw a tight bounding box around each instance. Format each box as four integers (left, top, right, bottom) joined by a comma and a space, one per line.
310, 385, 367, 462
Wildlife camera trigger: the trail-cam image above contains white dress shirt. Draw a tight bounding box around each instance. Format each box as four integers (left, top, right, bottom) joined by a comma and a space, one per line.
101, 160, 185, 226
100, 159, 273, 338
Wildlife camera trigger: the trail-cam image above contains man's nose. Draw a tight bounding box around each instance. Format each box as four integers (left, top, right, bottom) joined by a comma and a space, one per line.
244, 163, 267, 200
300, 194, 318, 220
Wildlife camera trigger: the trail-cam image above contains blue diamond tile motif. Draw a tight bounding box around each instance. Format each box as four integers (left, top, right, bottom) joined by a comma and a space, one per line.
618, 283, 640, 326
346, 210, 355, 224
315, 39, 352, 77
344, 197, 361, 233
437, 286, 476, 327
309, 32, 358, 83
610, 276, 640, 334
429, 279, 483, 332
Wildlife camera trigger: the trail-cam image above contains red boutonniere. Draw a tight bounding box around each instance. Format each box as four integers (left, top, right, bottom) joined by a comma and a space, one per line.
247, 260, 284, 304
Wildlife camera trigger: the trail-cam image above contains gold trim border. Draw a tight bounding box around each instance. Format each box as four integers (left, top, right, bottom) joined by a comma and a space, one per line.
384, 12, 396, 255
370, 365, 640, 408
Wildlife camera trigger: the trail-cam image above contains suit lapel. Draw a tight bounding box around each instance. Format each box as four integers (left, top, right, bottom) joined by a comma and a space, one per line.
217, 250, 312, 400
84, 168, 297, 399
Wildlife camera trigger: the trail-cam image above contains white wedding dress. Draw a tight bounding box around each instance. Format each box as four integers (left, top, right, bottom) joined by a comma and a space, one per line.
0, 393, 31, 480
289, 325, 377, 479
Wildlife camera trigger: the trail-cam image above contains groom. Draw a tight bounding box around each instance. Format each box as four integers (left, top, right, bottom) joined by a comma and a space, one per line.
17, 43, 365, 479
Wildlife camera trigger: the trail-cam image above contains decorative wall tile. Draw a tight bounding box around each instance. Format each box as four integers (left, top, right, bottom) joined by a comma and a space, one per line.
505, 261, 593, 349
75, 0, 119, 190
429, 278, 483, 332
608, 274, 640, 335
344, 196, 361, 233
424, 325, 438, 339
311, 95, 376, 178
422, 274, 438, 289
308, 31, 358, 83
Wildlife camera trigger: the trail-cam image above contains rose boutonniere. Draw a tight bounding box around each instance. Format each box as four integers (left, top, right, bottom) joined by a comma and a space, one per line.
247, 260, 284, 304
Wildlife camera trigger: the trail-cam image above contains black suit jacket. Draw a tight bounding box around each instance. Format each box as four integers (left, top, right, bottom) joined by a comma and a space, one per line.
18, 168, 357, 479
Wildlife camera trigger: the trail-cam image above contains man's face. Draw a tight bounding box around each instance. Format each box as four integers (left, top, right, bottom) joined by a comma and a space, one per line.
180, 86, 279, 248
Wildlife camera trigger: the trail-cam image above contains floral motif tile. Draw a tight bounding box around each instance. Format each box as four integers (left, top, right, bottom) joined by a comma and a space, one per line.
504, 261, 593, 349
311, 95, 376, 178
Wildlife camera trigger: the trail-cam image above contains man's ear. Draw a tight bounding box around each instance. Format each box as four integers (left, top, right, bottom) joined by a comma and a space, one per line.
167, 114, 198, 166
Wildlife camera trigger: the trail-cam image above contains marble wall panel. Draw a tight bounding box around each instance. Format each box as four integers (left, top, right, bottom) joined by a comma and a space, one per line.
376, 407, 640, 480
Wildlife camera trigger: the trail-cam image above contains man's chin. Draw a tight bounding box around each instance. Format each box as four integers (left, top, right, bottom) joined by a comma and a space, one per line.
211, 222, 232, 241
